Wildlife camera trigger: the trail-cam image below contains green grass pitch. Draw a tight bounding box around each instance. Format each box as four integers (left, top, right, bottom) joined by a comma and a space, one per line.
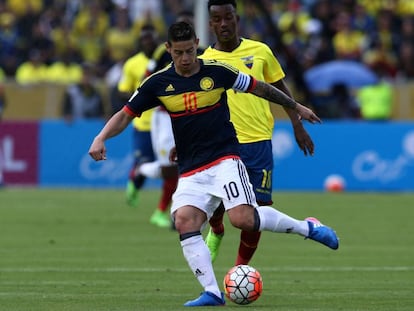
1, 188, 413, 310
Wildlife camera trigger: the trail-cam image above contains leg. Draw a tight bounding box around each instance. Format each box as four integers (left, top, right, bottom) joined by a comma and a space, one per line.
235, 141, 274, 265
227, 205, 339, 250
150, 173, 178, 228
126, 129, 154, 207
219, 158, 338, 250
157, 166, 179, 213
205, 203, 225, 262
171, 173, 226, 306
148, 108, 178, 227
236, 230, 261, 265
174, 206, 225, 306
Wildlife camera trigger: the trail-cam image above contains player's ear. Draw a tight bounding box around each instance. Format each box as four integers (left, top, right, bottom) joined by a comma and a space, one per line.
165, 42, 171, 53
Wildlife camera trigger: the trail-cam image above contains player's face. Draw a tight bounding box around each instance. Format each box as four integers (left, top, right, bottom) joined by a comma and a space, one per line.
140, 32, 158, 57
166, 38, 199, 76
209, 4, 239, 42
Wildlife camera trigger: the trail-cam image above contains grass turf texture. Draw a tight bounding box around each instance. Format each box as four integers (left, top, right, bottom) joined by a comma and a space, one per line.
0, 188, 413, 310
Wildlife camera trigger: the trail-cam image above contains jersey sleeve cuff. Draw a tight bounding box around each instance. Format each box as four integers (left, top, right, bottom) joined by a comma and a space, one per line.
123, 105, 141, 117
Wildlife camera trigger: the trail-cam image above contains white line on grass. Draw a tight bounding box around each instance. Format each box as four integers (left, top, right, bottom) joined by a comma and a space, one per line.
0, 266, 413, 273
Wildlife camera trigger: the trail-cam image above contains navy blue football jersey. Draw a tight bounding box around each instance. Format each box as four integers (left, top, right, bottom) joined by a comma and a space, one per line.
124, 59, 253, 175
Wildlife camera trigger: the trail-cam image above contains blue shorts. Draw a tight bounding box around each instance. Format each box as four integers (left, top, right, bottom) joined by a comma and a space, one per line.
239, 140, 273, 205
132, 129, 155, 165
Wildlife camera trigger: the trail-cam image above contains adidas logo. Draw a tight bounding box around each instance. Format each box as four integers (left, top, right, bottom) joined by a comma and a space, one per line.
165, 84, 175, 92
194, 268, 204, 277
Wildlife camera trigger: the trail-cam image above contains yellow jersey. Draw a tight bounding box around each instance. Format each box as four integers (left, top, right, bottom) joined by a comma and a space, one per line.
118, 52, 154, 131
46, 62, 83, 85
15, 61, 49, 85
199, 38, 285, 143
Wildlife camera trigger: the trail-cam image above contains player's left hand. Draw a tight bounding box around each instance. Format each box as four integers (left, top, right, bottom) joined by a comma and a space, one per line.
293, 123, 315, 156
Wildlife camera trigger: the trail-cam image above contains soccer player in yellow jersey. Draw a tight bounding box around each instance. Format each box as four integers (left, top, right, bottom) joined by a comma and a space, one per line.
118, 23, 170, 227
200, 0, 316, 265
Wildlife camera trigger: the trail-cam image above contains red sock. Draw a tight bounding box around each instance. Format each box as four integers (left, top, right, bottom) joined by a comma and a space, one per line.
209, 203, 225, 235
128, 167, 135, 180
158, 176, 178, 212
235, 230, 262, 265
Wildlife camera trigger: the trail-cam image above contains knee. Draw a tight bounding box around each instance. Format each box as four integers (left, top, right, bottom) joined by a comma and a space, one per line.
173, 214, 189, 233
173, 207, 206, 234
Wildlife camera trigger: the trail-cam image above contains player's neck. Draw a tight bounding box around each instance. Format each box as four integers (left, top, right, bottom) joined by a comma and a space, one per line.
174, 59, 201, 77
214, 37, 241, 52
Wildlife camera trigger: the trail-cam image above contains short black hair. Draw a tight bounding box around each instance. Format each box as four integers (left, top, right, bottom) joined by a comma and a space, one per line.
139, 23, 156, 39
207, 0, 237, 10
167, 21, 196, 44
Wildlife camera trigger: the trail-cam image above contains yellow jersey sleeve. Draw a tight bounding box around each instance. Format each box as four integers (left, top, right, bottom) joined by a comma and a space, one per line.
199, 39, 285, 143
118, 52, 154, 131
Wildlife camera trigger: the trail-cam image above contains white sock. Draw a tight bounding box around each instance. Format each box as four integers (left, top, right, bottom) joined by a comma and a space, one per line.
181, 235, 222, 298
256, 206, 309, 236
139, 161, 161, 178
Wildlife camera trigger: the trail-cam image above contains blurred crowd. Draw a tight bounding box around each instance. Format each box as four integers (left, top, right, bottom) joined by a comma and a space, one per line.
0, 0, 413, 119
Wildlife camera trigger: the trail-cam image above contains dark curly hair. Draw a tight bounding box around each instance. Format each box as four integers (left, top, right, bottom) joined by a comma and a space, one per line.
167, 21, 196, 44
207, 0, 237, 10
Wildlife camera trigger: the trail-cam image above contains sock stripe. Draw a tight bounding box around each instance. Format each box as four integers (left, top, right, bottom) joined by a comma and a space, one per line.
179, 231, 201, 241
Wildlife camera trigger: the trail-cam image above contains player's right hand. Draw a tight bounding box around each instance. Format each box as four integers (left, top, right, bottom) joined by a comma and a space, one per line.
169, 146, 178, 163
88, 138, 107, 161
296, 103, 321, 124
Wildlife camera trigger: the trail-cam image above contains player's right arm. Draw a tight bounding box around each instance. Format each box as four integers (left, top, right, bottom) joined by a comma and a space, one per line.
89, 109, 134, 161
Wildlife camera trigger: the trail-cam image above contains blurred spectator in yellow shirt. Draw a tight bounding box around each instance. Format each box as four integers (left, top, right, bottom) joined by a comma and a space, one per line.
6, 0, 43, 17
46, 50, 83, 85
71, 0, 109, 65
332, 11, 366, 61
104, 6, 135, 65
15, 49, 48, 85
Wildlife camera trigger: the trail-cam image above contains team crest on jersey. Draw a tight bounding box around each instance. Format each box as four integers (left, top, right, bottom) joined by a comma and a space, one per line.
200, 77, 214, 91
241, 56, 254, 69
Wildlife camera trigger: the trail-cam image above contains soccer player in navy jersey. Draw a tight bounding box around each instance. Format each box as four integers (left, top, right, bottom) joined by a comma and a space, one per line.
129, 11, 205, 229
89, 21, 338, 307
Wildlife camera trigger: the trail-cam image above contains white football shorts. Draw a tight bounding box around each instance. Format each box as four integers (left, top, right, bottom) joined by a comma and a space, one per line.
171, 158, 258, 220
150, 107, 175, 165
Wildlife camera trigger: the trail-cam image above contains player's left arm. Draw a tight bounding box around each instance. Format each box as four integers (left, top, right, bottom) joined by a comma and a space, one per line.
226, 65, 320, 125
247, 78, 321, 125
272, 79, 315, 156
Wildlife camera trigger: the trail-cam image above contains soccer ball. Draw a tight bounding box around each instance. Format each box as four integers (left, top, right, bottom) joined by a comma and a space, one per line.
223, 264, 263, 305
324, 174, 346, 192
